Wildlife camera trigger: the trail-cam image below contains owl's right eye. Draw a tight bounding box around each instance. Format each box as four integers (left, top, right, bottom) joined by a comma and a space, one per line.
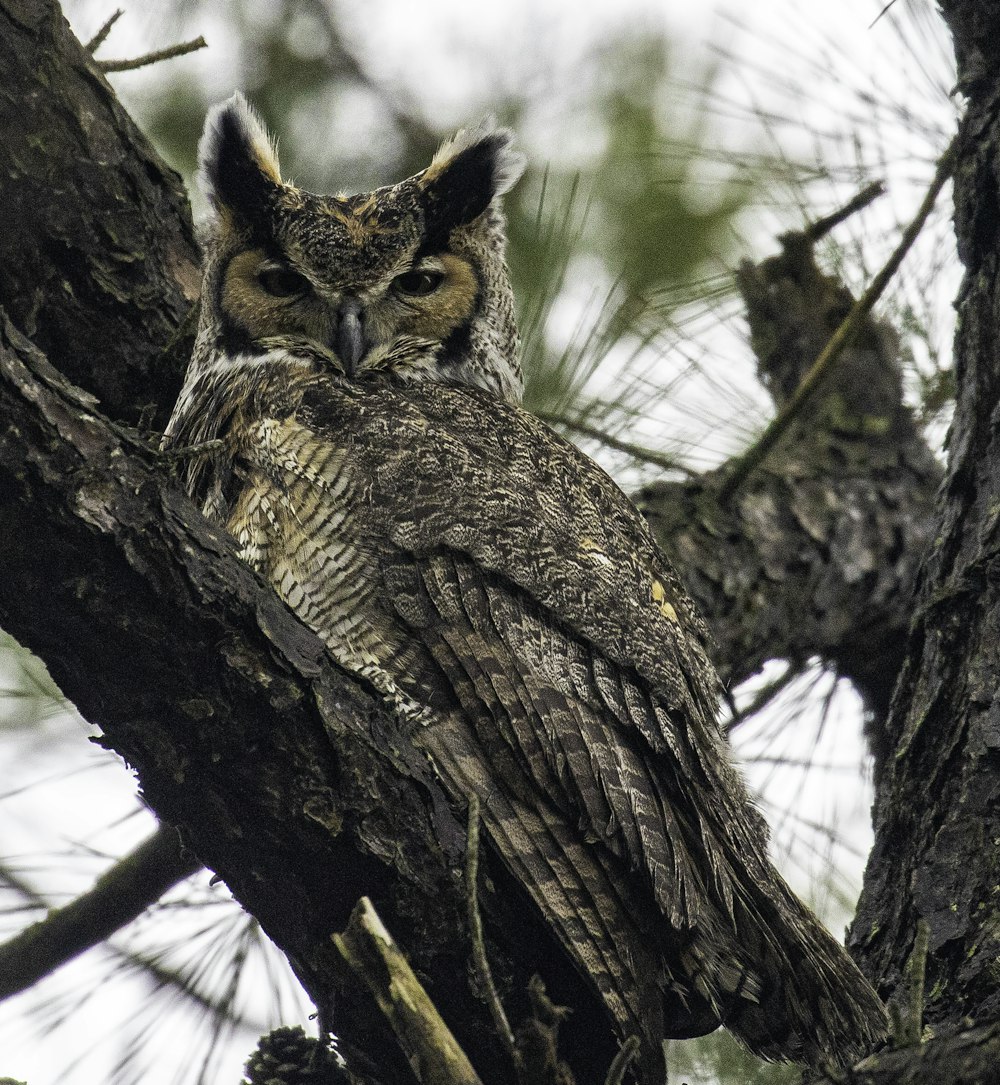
258, 266, 310, 298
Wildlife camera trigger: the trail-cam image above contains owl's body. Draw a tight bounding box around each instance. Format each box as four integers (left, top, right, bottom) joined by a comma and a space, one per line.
167, 96, 886, 1081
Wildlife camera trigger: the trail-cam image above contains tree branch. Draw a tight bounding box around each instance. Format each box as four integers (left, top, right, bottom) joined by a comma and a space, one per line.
97, 35, 207, 73
720, 140, 954, 502
0, 824, 199, 1000
333, 898, 485, 1085
641, 224, 942, 771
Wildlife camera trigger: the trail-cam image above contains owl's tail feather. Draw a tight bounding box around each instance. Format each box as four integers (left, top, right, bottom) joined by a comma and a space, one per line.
678, 841, 888, 1073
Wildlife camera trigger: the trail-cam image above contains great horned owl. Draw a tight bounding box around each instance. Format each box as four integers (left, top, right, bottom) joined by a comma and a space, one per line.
166, 95, 886, 1081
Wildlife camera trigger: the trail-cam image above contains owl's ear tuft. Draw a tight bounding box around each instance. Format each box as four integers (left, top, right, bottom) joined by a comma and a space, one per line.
199, 93, 283, 229
419, 118, 526, 241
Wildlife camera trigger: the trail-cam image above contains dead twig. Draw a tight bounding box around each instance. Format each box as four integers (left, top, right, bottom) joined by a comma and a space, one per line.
86, 9, 122, 53
332, 897, 484, 1085
536, 410, 695, 477
98, 36, 207, 73
805, 181, 886, 243
603, 1036, 640, 1085
465, 796, 518, 1070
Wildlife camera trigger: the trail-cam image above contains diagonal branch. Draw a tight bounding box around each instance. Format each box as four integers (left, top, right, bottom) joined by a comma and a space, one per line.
333, 897, 486, 1085
720, 138, 955, 502
0, 824, 200, 1001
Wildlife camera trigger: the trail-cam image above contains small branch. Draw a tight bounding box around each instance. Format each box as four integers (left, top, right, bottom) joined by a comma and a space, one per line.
465, 796, 518, 1069
805, 181, 886, 243
720, 137, 957, 504
86, 9, 122, 53
0, 824, 200, 1000
332, 897, 484, 1085
98, 36, 207, 73
868, 1, 899, 29
603, 1036, 640, 1085
724, 661, 803, 734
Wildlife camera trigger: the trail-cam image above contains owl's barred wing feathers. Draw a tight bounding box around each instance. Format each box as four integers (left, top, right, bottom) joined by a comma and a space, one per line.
170, 95, 887, 1083
286, 378, 887, 1072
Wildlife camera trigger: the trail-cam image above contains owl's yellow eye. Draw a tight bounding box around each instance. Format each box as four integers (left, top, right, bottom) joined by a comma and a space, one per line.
258, 266, 310, 298
393, 269, 445, 297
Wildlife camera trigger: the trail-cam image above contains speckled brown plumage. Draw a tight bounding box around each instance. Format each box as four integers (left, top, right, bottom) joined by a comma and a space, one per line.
166, 95, 887, 1081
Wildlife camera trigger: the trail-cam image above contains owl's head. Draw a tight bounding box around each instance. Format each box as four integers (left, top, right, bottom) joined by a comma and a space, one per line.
195, 94, 526, 403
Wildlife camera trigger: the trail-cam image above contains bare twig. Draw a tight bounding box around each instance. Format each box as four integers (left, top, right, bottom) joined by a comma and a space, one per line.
604, 1036, 640, 1085
85, 9, 122, 53
332, 897, 484, 1085
98, 36, 207, 73
0, 824, 200, 1000
869, 1, 900, 29
720, 137, 957, 504
465, 796, 518, 1070
158, 437, 225, 463
805, 181, 886, 243
724, 661, 803, 734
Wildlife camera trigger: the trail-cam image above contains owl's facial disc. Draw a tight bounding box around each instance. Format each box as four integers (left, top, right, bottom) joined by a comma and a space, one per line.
220, 242, 481, 379
220, 249, 335, 351
347, 252, 480, 377
344, 252, 480, 377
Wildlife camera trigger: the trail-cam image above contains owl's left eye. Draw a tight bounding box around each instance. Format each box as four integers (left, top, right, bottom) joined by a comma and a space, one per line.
258, 266, 310, 298
393, 269, 445, 297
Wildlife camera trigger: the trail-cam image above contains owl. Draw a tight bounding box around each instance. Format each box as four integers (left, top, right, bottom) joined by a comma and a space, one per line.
165, 95, 886, 1082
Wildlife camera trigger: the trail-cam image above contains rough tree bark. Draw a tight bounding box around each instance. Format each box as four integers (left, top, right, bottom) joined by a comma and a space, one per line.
2, 0, 997, 1082
846, 0, 1000, 1051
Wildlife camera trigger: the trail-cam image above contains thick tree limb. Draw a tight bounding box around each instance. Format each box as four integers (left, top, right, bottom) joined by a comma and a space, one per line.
848, 0, 1000, 1038
641, 228, 942, 771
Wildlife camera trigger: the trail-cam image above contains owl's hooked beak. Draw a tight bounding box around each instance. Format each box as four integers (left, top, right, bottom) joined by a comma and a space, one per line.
333, 298, 366, 376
